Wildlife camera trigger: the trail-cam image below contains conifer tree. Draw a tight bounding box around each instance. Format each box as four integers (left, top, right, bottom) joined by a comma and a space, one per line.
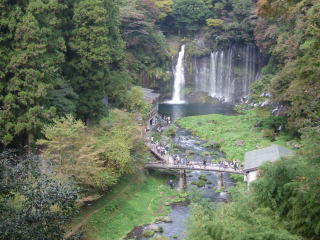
0, 0, 66, 146
0, 1, 22, 145
68, 0, 124, 122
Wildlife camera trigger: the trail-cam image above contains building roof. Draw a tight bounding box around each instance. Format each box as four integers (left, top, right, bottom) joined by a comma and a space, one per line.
141, 87, 160, 104
244, 144, 294, 172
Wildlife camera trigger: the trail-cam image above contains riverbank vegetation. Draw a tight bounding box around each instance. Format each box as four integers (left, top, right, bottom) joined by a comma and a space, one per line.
177, 109, 293, 163
187, 126, 320, 240
73, 171, 180, 240
188, 184, 300, 240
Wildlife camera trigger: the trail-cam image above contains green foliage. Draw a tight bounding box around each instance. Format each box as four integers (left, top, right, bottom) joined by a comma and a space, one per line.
255, 0, 320, 133
191, 179, 206, 188
0, 0, 131, 146
171, 0, 210, 33
0, 150, 78, 240
37, 109, 146, 191
67, 0, 124, 121
143, 229, 155, 237
262, 129, 276, 141
186, 40, 211, 57
120, 86, 151, 118
206, 18, 224, 27
164, 126, 177, 137
187, 186, 300, 240
153, 0, 173, 19
0, 0, 65, 146
260, 116, 286, 130
105, 70, 133, 104
202, 0, 257, 48
198, 174, 207, 182
84, 174, 179, 239
119, 0, 171, 90
177, 109, 291, 162
45, 78, 78, 117
249, 74, 273, 103
37, 114, 115, 190
253, 126, 320, 239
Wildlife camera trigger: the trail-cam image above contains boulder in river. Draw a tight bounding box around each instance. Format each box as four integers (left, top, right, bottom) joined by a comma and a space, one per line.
155, 216, 173, 223
148, 225, 163, 233
143, 229, 155, 237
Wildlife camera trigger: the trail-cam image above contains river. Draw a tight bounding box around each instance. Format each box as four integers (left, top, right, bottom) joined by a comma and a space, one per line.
126, 102, 236, 240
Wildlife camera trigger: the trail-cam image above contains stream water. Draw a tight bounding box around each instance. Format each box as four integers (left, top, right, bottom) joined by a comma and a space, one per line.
126, 103, 235, 240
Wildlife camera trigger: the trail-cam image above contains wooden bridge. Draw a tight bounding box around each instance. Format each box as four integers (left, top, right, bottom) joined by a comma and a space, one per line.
146, 143, 244, 175
145, 162, 244, 174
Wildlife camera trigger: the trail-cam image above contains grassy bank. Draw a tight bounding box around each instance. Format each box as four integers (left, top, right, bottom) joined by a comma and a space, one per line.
73, 171, 179, 240
176, 109, 292, 163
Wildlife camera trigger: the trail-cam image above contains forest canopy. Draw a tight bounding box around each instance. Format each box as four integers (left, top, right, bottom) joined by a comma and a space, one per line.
0, 0, 320, 239
0, 0, 169, 147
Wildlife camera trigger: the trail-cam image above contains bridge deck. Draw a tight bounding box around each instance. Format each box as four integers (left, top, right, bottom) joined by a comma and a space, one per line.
145, 162, 244, 174
146, 143, 244, 175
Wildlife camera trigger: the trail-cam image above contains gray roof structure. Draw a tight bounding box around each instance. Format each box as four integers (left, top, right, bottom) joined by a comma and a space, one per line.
244, 144, 294, 172
141, 87, 160, 104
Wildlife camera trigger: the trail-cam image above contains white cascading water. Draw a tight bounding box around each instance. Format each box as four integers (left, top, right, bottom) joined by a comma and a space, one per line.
170, 44, 186, 104
194, 45, 261, 102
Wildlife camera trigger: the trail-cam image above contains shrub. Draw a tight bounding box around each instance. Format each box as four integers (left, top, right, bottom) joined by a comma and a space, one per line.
262, 129, 276, 141
260, 116, 286, 130
166, 127, 177, 137
198, 174, 207, 182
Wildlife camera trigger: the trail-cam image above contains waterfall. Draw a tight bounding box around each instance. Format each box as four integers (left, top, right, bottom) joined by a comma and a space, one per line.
192, 45, 262, 102
170, 44, 186, 104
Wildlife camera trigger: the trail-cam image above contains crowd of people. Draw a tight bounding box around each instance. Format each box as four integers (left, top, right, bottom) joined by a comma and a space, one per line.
149, 114, 172, 159
173, 154, 191, 166
149, 115, 172, 134
219, 159, 240, 171
156, 144, 168, 157
147, 114, 242, 172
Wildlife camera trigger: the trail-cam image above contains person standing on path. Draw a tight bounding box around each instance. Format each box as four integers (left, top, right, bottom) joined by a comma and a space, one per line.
169, 179, 174, 189
234, 160, 239, 171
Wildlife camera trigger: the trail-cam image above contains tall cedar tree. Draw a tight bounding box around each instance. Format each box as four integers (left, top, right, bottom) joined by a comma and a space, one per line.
68, 0, 124, 122
0, 0, 66, 146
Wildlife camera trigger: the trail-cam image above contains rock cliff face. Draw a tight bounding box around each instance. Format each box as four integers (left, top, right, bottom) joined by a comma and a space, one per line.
182, 44, 266, 102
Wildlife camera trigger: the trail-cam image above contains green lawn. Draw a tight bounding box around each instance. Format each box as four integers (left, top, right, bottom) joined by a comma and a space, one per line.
176, 109, 292, 163
81, 171, 179, 240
